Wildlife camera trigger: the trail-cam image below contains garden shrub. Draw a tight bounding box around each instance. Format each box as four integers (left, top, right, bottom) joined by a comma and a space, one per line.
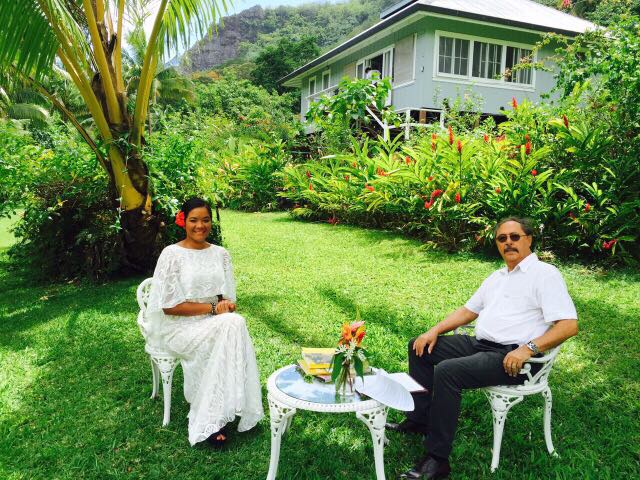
0, 116, 222, 279
280, 96, 639, 263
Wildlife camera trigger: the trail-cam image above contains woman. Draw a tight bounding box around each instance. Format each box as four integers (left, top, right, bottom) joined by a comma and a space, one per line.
145, 197, 264, 447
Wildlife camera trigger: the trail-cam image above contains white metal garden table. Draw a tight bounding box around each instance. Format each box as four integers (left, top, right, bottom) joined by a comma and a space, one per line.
266, 365, 389, 480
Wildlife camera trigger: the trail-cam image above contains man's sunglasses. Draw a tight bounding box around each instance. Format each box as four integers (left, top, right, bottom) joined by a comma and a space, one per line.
496, 233, 530, 243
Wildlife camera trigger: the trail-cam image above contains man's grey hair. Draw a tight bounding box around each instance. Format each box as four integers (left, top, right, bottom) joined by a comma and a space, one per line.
494, 217, 536, 248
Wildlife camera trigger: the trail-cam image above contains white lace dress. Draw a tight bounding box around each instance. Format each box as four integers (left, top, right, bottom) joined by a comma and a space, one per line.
145, 244, 264, 445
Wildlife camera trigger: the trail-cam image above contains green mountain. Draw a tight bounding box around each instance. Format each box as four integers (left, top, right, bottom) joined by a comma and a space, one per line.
182, 0, 396, 72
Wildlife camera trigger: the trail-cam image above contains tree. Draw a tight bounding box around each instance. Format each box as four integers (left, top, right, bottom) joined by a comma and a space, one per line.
251, 36, 320, 94
0, 0, 227, 271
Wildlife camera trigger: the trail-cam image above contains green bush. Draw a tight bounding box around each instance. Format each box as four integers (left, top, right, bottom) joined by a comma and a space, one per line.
0, 115, 223, 279
279, 97, 639, 263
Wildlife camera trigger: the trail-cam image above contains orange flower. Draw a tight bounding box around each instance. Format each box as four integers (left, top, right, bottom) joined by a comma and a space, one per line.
354, 326, 366, 346
341, 323, 353, 343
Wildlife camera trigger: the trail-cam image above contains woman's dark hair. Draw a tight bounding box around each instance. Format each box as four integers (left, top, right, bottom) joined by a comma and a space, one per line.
181, 197, 212, 218
494, 216, 537, 249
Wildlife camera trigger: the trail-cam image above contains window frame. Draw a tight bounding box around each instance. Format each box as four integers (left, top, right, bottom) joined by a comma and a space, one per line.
308, 76, 316, 96
355, 45, 396, 80
433, 30, 536, 90
321, 70, 331, 91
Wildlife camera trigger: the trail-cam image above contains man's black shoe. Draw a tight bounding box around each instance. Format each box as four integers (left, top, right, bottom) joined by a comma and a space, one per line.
398, 455, 451, 479
386, 419, 429, 435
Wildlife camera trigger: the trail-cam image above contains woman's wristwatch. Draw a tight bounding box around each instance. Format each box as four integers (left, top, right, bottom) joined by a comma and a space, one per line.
210, 302, 216, 315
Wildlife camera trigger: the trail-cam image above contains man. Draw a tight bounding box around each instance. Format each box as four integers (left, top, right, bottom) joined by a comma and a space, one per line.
392, 217, 579, 479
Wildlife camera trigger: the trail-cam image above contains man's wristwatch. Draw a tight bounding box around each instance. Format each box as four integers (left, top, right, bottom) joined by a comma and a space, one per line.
526, 341, 540, 355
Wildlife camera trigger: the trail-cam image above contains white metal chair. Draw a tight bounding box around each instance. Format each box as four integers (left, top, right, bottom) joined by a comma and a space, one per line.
136, 278, 179, 426
455, 325, 561, 472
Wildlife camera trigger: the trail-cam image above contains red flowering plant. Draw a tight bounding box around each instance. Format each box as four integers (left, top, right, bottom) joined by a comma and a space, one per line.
331, 309, 367, 396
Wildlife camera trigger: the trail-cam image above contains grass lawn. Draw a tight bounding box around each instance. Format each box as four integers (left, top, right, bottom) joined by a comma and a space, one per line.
0, 210, 638, 479
0, 211, 20, 249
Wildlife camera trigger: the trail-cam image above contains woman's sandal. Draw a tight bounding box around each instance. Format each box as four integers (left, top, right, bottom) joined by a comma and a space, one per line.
206, 426, 228, 449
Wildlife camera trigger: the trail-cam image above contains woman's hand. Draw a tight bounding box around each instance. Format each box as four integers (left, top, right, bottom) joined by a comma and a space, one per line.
215, 299, 236, 314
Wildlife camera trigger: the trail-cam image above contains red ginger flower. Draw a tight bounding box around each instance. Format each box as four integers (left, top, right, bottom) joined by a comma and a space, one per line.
431, 141, 437, 151
531, 169, 538, 176
431, 189, 443, 199
432, 133, 438, 141
562, 0, 572, 10
455, 192, 461, 203
352, 161, 357, 168
525, 141, 532, 155
365, 184, 374, 192
603, 239, 617, 250
563, 114, 569, 129
309, 183, 314, 190
525, 134, 530, 142
405, 156, 412, 165
328, 216, 338, 225
424, 200, 433, 210
448, 126, 454, 145
457, 139, 463, 153
306, 170, 311, 179
377, 167, 388, 176
568, 211, 576, 219
428, 176, 434, 182
175, 211, 186, 228
344, 175, 350, 182
512, 97, 518, 109
483, 134, 489, 143
585, 203, 591, 212
495, 187, 502, 194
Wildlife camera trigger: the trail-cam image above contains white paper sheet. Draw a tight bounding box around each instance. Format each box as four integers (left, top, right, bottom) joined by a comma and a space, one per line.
355, 372, 415, 411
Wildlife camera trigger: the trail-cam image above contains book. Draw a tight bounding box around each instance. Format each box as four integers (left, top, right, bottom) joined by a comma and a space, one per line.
297, 359, 331, 376
301, 347, 335, 369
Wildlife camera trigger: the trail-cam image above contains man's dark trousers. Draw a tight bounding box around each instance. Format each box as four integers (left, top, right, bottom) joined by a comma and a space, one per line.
407, 334, 527, 459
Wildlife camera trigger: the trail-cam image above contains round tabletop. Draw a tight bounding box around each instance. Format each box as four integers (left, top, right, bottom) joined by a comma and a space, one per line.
267, 365, 382, 413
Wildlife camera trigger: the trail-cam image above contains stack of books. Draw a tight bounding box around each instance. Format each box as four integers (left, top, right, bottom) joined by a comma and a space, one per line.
298, 347, 335, 380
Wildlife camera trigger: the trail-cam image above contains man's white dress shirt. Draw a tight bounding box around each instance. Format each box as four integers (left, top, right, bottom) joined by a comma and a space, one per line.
464, 253, 577, 346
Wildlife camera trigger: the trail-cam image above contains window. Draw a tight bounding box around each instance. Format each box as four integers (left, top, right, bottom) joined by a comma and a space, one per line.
438, 36, 469, 76
322, 71, 330, 91
308, 77, 316, 96
505, 46, 533, 85
435, 32, 535, 88
356, 47, 394, 81
472, 42, 502, 80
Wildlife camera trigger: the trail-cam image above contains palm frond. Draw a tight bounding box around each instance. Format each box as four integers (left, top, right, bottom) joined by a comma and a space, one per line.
7, 103, 50, 123
0, 1, 58, 79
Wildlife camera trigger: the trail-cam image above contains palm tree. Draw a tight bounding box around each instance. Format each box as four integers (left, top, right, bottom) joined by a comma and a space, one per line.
0, 0, 226, 271
123, 20, 195, 135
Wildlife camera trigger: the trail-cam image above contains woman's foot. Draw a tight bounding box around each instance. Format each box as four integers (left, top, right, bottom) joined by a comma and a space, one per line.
206, 426, 228, 449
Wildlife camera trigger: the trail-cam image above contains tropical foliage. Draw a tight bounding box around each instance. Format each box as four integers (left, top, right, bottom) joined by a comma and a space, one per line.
0, 0, 228, 273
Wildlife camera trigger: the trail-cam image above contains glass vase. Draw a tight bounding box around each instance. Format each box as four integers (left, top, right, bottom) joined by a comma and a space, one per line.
335, 361, 355, 397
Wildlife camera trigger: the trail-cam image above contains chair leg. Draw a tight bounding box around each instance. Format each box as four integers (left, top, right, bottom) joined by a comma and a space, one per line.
150, 358, 159, 399
485, 391, 523, 473
542, 387, 557, 456
153, 357, 179, 427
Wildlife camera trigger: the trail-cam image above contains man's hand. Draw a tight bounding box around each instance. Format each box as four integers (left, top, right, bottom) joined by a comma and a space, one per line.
215, 299, 236, 314
413, 329, 439, 357
503, 345, 533, 377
